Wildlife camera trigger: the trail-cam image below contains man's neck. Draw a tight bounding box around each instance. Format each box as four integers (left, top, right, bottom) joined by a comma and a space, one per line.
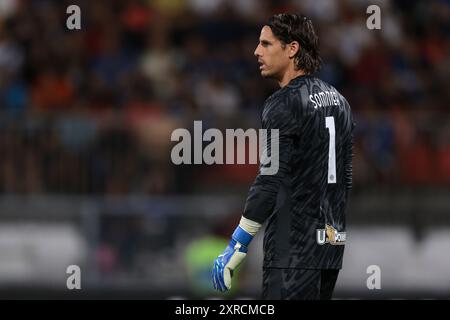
278, 68, 306, 88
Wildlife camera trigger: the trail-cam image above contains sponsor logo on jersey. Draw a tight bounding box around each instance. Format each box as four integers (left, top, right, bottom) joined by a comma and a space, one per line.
316, 224, 346, 245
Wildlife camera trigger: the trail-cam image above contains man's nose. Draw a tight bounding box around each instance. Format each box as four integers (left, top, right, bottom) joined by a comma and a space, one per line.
254, 44, 261, 57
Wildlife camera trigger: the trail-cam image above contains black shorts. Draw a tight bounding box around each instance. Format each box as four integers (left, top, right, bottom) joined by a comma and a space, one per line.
262, 268, 340, 300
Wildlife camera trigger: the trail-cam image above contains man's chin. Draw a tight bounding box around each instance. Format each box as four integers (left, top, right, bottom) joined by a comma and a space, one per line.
260, 70, 272, 78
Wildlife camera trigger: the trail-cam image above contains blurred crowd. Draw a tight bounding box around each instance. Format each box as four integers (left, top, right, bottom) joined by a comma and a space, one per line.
0, 0, 449, 195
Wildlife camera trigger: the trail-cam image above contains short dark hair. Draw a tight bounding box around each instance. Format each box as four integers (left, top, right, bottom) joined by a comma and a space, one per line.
267, 13, 322, 74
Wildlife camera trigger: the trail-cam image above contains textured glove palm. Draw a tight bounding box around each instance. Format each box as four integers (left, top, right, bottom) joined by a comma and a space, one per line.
212, 222, 258, 293
212, 238, 248, 292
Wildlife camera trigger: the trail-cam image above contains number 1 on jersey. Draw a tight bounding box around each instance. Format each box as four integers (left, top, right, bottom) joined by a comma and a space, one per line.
325, 116, 336, 184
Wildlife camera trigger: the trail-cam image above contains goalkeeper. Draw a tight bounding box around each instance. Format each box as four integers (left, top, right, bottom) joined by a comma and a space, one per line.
212, 13, 354, 300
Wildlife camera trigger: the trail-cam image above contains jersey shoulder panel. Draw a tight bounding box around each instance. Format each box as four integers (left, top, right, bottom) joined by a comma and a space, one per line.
262, 86, 301, 136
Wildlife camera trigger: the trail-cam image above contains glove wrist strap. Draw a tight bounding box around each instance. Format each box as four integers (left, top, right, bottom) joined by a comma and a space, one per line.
231, 216, 262, 247
232, 226, 253, 247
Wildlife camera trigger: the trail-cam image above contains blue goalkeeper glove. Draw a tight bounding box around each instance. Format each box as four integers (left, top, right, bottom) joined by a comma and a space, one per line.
212, 224, 255, 292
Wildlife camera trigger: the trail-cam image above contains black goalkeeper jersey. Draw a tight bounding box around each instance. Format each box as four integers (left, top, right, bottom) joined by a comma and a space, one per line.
243, 74, 354, 269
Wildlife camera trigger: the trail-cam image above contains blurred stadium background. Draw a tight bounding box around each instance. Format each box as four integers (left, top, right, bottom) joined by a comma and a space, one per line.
0, 0, 449, 299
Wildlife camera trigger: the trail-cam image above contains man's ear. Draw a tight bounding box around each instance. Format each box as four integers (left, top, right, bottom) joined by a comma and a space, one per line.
288, 41, 300, 59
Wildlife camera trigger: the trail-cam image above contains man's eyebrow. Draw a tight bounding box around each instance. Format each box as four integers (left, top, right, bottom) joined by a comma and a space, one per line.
260, 39, 271, 45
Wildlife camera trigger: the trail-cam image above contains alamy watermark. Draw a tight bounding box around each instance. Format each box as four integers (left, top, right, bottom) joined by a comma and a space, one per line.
366, 265, 381, 290
366, 5, 381, 30
66, 5, 81, 30
170, 121, 279, 175
66, 265, 81, 290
